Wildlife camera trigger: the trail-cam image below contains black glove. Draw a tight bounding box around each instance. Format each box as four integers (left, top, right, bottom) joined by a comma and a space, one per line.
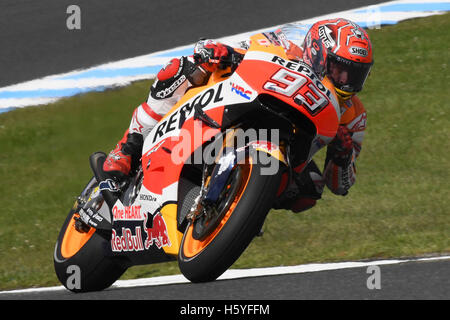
326, 126, 353, 167
193, 40, 230, 72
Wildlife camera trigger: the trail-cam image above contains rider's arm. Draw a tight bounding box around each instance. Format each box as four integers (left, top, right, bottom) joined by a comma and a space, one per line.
193, 39, 246, 76
142, 39, 243, 138
323, 95, 367, 195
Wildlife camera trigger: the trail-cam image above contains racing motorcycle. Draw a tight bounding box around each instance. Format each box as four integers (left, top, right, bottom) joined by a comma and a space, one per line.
54, 31, 341, 292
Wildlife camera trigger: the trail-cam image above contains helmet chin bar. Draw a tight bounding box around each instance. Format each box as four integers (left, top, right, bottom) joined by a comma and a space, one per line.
335, 87, 354, 101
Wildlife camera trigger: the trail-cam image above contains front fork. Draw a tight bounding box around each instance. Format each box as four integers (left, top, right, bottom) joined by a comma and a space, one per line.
187, 128, 289, 224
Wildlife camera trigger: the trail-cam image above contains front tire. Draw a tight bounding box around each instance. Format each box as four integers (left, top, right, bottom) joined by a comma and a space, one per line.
178, 154, 283, 282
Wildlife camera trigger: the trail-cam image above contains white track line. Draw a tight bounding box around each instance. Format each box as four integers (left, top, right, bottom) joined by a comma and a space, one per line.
1, 255, 448, 295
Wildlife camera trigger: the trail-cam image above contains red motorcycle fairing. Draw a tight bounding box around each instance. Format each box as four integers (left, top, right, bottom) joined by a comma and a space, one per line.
131, 33, 340, 257
54, 32, 343, 292
236, 51, 340, 139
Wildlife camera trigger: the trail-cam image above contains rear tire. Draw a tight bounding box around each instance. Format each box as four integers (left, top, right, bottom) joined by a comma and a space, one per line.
54, 181, 127, 293
178, 155, 283, 282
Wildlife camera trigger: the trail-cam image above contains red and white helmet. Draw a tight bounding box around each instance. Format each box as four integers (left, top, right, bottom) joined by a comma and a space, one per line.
302, 18, 374, 100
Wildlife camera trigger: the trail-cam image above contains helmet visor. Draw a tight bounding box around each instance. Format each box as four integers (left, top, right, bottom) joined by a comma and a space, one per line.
327, 52, 373, 93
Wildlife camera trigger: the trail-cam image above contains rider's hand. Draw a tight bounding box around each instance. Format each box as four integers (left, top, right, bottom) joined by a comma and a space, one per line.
194, 40, 229, 72
327, 125, 353, 166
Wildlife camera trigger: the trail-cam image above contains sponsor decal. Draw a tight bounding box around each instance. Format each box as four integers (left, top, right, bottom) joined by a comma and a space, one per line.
143, 212, 171, 249
237, 40, 250, 50
139, 194, 157, 201
350, 26, 366, 41
230, 82, 251, 100
152, 83, 224, 143
99, 179, 120, 193
262, 32, 282, 46
78, 207, 104, 228
88, 186, 100, 201
111, 227, 144, 252
348, 112, 367, 131
155, 74, 187, 99
112, 204, 143, 221
111, 209, 171, 252
318, 25, 335, 49
349, 46, 368, 57
275, 28, 289, 49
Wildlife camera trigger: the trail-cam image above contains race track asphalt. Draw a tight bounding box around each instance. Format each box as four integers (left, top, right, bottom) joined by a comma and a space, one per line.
1, 258, 449, 300
1, 0, 387, 86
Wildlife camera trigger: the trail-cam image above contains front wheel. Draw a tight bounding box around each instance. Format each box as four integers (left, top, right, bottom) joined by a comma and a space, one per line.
178, 154, 283, 282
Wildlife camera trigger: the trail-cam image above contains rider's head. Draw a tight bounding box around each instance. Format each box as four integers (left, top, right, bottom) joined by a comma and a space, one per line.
302, 18, 373, 100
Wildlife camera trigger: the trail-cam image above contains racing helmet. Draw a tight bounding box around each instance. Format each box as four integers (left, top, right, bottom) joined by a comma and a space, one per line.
301, 18, 374, 100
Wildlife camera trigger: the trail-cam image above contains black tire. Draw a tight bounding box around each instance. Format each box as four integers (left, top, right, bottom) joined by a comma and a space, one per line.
178, 154, 283, 283
54, 200, 127, 293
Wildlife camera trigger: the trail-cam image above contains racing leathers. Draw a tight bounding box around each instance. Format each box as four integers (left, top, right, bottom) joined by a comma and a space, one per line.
103, 38, 367, 213
103, 40, 230, 179
274, 94, 366, 213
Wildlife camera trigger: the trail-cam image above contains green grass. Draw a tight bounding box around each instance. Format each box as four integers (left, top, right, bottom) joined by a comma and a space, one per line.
1, 14, 449, 290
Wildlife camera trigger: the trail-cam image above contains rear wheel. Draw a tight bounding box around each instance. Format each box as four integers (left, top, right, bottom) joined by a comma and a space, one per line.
178, 153, 283, 282
54, 178, 127, 292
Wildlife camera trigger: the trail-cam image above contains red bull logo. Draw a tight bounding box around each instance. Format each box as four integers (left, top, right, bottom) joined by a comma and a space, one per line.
143, 212, 171, 249
110, 210, 171, 253
111, 227, 144, 252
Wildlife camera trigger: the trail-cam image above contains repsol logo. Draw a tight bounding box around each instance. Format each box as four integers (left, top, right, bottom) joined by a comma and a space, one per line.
152, 83, 224, 143
349, 46, 368, 57
271, 56, 313, 75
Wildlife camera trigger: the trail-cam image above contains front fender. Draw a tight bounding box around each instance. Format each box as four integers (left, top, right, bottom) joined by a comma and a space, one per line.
245, 140, 287, 166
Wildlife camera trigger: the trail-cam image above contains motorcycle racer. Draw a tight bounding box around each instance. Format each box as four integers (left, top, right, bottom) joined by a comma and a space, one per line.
103, 18, 373, 214
274, 18, 373, 212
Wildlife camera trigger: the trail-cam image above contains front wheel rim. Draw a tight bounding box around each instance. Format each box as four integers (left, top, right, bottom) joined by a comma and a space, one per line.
182, 161, 253, 259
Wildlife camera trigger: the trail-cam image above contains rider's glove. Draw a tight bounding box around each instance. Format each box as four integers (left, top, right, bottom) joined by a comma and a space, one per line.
327, 125, 354, 167
194, 40, 230, 72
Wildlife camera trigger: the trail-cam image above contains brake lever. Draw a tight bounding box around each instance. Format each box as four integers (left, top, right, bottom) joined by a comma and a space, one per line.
220, 52, 244, 77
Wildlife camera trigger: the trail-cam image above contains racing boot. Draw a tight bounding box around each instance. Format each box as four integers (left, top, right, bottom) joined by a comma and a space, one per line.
273, 161, 324, 213
103, 129, 143, 181
290, 161, 324, 213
